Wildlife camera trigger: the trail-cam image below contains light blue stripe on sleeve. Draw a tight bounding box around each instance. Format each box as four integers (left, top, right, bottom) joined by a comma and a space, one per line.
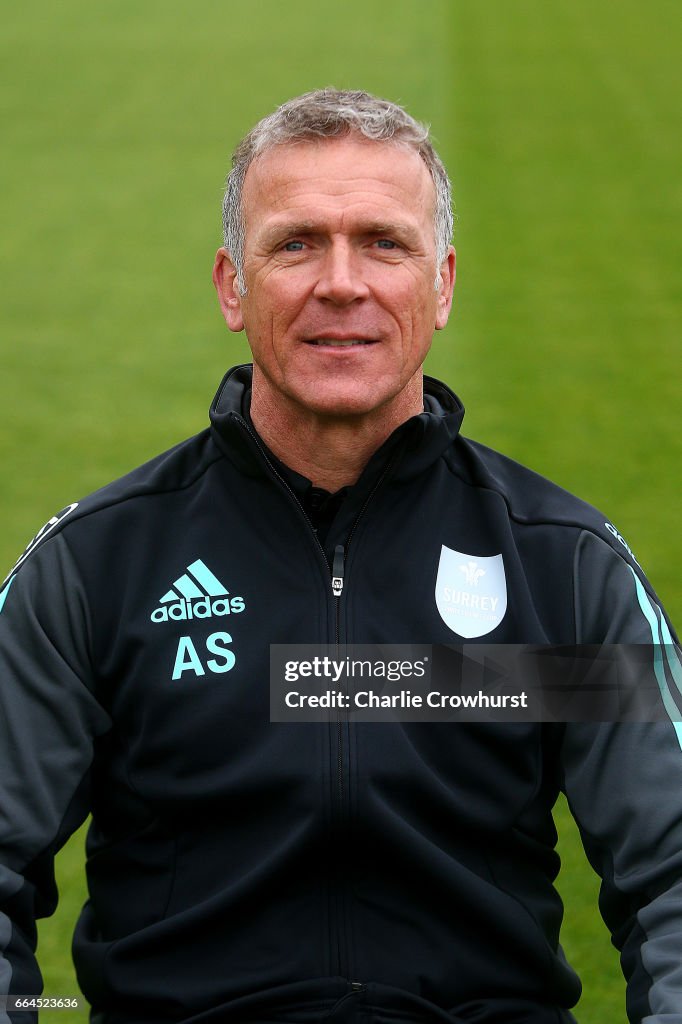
629, 566, 682, 750
658, 614, 682, 697
0, 577, 14, 615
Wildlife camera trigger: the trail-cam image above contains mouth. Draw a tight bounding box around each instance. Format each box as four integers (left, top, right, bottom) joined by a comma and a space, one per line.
305, 338, 376, 348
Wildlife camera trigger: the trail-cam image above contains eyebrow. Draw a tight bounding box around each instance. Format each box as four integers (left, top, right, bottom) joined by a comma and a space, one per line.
258, 221, 316, 246
358, 220, 420, 243
259, 219, 421, 247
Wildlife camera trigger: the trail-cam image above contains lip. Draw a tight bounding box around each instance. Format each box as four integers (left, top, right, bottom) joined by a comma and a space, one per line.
302, 335, 378, 347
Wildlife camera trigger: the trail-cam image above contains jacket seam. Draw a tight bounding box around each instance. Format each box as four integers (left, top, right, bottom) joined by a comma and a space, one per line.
60, 448, 225, 527
441, 451, 613, 535
11, 446, 226, 584
442, 451, 656, 604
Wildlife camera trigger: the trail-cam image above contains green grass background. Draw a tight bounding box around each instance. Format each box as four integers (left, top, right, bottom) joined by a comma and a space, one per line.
1, 1, 680, 1021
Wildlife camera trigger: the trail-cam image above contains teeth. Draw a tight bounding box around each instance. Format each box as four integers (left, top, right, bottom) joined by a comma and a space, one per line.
312, 339, 369, 346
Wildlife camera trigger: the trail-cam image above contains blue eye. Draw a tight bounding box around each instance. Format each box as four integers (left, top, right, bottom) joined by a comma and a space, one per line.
376, 239, 397, 249
284, 241, 304, 251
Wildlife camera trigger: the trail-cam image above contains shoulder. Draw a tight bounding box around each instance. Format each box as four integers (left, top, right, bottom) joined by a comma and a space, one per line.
4, 428, 221, 582
450, 434, 637, 559
447, 434, 678, 638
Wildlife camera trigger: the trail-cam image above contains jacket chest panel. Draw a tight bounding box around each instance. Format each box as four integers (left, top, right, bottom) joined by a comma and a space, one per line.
88, 471, 563, 809
338, 481, 556, 645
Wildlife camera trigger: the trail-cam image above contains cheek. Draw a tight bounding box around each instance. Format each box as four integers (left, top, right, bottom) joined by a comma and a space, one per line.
260, 276, 308, 328
383, 269, 437, 317
392, 290, 436, 338
241, 281, 298, 343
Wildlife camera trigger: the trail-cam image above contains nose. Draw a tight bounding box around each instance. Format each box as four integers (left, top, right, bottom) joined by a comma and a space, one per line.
313, 240, 370, 306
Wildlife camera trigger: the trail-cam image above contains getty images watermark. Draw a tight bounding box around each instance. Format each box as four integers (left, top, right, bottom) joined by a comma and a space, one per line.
270, 644, 681, 723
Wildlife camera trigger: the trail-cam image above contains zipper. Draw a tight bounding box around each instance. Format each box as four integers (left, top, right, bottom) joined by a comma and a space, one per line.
235, 415, 352, 974
328, 457, 399, 983
235, 414, 396, 982
333, 542, 347, 978
332, 545, 345, 599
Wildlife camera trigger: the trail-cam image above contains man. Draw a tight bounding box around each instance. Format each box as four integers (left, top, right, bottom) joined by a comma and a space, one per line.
1, 89, 681, 1024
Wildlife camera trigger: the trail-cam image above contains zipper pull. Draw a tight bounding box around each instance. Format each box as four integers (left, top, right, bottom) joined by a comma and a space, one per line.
332, 544, 345, 597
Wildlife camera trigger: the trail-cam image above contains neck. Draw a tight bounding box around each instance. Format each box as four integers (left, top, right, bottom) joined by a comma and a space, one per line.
249, 373, 424, 492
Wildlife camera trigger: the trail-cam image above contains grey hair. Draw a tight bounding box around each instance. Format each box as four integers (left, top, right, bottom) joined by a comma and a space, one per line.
222, 88, 454, 294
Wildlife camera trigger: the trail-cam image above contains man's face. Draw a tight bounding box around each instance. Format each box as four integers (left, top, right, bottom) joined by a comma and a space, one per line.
214, 136, 455, 419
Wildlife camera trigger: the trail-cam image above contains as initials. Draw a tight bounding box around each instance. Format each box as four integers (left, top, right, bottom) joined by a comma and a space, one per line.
172, 632, 235, 680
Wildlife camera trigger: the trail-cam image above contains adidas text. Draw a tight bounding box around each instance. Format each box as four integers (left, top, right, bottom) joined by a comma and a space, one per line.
151, 596, 245, 623
605, 522, 641, 568
151, 559, 245, 623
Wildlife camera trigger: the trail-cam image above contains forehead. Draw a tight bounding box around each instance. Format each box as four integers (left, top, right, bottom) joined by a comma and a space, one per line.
241, 136, 436, 236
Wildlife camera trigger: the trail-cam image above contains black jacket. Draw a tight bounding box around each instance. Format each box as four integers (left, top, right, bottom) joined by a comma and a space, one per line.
1, 365, 681, 1024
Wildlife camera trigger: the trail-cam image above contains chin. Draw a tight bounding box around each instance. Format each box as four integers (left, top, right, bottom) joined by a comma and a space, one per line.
295, 388, 391, 418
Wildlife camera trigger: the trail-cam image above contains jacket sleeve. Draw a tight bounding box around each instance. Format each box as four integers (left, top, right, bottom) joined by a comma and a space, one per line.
561, 530, 682, 1024
0, 532, 112, 1024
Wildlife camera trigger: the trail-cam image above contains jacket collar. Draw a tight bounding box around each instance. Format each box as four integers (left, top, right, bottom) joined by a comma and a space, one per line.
209, 363, 465, 483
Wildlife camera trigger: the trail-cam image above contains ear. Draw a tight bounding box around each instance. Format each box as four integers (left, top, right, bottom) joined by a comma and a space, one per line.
435, 245, 456, 331
212, 247, 245, 332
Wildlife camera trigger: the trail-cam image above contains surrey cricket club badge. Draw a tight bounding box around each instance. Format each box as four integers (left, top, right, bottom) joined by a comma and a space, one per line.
435, 546, 507, 638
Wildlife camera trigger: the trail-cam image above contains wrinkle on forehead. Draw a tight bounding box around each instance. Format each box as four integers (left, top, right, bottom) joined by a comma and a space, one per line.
241, 137, 436, 248
247, 137, 430, 193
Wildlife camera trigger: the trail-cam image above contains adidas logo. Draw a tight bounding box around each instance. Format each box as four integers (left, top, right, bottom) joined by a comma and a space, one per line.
151, 559, 245, 623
